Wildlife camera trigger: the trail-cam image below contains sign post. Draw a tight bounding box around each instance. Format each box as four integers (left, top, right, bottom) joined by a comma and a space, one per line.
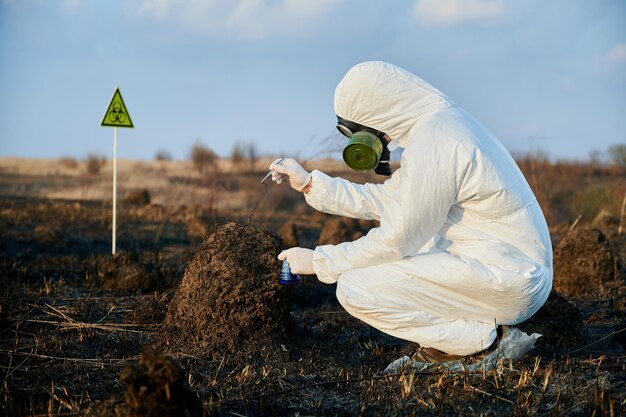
101, 87, 134, 255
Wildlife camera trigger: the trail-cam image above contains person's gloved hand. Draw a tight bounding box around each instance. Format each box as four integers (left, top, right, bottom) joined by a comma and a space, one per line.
278, 247, 315, 275
270, 158, 312, 192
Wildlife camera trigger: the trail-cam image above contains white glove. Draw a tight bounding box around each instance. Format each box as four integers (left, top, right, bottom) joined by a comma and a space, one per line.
278, 247, 315, 275
270, 158, 312, 192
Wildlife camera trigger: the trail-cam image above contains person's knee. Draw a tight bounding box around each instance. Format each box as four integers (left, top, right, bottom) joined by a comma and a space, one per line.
336, 266, 405, 314
335, 270, 363, 312
335, 272, 351, 308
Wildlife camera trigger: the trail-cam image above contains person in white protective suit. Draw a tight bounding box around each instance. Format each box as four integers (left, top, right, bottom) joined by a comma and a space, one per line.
270, 61, 553, 359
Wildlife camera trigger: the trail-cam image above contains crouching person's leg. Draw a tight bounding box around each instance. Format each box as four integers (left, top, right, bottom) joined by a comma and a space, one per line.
335, 262, 498, 356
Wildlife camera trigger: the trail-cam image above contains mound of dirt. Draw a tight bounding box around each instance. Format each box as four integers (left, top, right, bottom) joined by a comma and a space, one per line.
97, 253, 157, 294
553, 227, 624, 299
164, 222, 291, 354
125, 188, 151, 206
318, 218, 368, 245
117, 349, 203, 417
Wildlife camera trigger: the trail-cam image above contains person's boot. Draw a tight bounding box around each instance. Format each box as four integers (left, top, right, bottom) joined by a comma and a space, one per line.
411, 346, 463, 363
411, 325, 510, 364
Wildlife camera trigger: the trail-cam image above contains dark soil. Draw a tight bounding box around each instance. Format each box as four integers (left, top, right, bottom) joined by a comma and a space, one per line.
163, 222, 292, 355
1, 195, 625, 417
518, 291, 584, 355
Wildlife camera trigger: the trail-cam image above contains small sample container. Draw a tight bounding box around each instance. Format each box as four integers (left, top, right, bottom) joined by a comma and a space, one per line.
279, 260, 301, 285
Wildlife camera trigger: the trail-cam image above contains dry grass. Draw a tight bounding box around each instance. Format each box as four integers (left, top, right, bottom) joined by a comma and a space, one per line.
515, 157, 625, 227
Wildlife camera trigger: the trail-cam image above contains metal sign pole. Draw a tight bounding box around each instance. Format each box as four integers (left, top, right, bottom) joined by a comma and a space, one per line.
113, 126, 117, 255
101, 86, 133, 256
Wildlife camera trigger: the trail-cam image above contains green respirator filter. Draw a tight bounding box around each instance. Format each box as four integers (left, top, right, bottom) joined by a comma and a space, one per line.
342, 131, 383, 172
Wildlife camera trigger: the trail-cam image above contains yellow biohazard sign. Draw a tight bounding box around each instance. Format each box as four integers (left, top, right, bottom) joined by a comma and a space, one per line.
101, 87, 134, 128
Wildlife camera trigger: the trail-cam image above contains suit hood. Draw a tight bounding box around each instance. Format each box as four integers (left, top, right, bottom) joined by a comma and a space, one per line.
334, 61, 452, 149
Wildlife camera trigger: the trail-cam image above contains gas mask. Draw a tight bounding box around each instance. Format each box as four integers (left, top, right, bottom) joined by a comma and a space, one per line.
336, 116, 392, 176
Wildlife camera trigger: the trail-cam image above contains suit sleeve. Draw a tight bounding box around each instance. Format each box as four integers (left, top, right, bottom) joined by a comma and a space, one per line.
312, 139, 467, 284
304, 169, 402, 221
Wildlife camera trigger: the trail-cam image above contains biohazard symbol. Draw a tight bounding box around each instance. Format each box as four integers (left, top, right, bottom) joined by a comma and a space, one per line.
101, 87, 134, 128
108, 102, 126, 124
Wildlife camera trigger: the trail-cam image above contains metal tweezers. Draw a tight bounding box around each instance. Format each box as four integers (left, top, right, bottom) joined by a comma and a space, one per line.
260, 156, 285, 183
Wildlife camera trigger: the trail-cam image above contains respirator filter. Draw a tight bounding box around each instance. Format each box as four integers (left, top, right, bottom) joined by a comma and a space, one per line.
342, 131, 384, 172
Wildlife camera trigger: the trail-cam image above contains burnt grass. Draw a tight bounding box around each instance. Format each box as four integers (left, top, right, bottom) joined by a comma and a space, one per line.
1, 195, 625, 417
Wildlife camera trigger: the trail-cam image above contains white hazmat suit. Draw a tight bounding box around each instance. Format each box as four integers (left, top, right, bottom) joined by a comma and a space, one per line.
284, 62, 553, 356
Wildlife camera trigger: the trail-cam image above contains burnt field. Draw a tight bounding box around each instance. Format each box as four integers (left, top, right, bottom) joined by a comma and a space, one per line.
0, 158, 625, 416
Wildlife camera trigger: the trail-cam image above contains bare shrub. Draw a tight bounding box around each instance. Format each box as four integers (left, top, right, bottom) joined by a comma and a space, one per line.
85, 153, 106, 176
588, 149, 603, 166
246, 141, 258, 172
189, 141, 220, 216
231, 142, 245, 168
230, 141, 258, 173
125, 188, 151, 206
59, 157, 79, 170
190, 142, 217, 174
608, 144, 626, 169
155, 149, 172, 161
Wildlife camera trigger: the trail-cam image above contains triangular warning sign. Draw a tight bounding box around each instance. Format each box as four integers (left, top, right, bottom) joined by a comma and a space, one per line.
101, 87, 134, 128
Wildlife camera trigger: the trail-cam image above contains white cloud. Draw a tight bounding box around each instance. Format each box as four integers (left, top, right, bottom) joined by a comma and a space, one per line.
413, 0, 504, 27
227, 0, 337, 39
606, 43, 626, 64
137, 0, 339, 40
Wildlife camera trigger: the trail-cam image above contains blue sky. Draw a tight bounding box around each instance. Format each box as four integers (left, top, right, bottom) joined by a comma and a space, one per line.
1, 0, 624, 162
